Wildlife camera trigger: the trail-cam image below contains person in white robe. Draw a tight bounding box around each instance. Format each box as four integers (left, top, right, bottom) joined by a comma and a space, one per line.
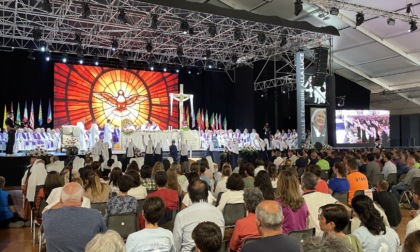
142, 135, 154, 166
103, 119, 112, 149
89, 120, 100, 149
21, 158, 47, 203
76, 120, 87, 152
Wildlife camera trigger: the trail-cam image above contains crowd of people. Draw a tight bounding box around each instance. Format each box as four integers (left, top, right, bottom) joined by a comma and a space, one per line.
2, 145, 420, 251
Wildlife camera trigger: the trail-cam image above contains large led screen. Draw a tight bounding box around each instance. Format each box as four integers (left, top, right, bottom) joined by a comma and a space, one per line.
335, 110, 390, 147
53, 63, 179, 129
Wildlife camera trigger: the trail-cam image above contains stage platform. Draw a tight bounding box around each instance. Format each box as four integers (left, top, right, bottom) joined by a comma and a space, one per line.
0, 149, 223, 187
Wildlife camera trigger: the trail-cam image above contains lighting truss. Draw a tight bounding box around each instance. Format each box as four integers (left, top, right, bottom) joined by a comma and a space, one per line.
0, 0, 330, 70
305, 0, 420, 23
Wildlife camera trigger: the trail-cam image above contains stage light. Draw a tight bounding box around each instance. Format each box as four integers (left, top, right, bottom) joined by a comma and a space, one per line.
257, 32, 266, 44
356, 12, 364, 26
118, 8, 127, 24
111, 39, 118, 52
78, 58, 84, 64
294, 0, 303, 16
180, 19, 189, 34
330, 7, 339, 16
94, 55, 99, 65
81, 2, 90, 18
233, 27, 242, 41
123, 61, 127, 70
150, 14, 158, 29
197, 69, 203, 75
40, 41, 47, 52
187, 66, 191, 74
208, 24, 217, 37
146, 42, 153, 53
150, 64, 155, 71
32, 27, 42, 43
74, 32, 82, 45
163, 64, 167, 72
406, 3, 412, 14
177, 45, 184, 58
175, 67, 180, 73
45, 52, 51, 61
27, 50, 35, 60
62, 54, 68, 63
387, 18, 395, 26
409, 20, 417, 32
42, 0, 52, 13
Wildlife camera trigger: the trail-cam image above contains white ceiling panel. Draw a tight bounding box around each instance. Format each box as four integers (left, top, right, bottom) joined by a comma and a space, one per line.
376, 70, 420, 86
343, 0, 420, 11
352, 56, 419, 77
332, 28, 373, 52
334, 68, 367, 82
334, 42, 398, 66
386, 30, 420, 53
360, 16, 415, 39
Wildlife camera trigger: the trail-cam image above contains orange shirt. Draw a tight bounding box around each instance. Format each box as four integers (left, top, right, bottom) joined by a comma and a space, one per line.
346, 171, 368, 205
315, 179, 329, 194
229, 213, 261, 252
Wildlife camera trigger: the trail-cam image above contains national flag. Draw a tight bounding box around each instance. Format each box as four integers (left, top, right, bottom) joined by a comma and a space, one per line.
29, 101, 34, 129
205, 109, 209, 129
218, 114, 222, 130
201, 108, 204, 130
191, 106, 195, 128
2, 105, 6, 130
223, 116, 227, 130
47, 99, 52, 123
38, 99, 43, 126
16, 103, 21, 125
214, 113, 218, 130
210, 113, 215, 129
23, 100, 28, 121
196, 108, 201, 129
10, 102, 14, 121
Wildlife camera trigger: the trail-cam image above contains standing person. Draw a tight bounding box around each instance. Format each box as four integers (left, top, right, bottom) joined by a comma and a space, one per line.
143, 135, 155, 167
112, 124, 120, 148
169, 139, 179, 162
103, 119, 113, 156
5, 111, 16, 155
89, 119, 100, 150
76, 119, 87, 152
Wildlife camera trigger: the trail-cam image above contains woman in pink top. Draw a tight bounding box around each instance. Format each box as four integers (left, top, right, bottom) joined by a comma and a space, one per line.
275, 170, 309, 234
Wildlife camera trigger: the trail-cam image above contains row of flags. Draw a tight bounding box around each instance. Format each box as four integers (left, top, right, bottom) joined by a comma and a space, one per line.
2, 99, 52, 130
181, 107, 227, 130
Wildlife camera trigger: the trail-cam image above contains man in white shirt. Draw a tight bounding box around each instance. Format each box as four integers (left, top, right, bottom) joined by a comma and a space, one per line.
89, 120, 100, 149
382, 152, 397, 179
406, 179, 420, 238
76, 120, 87, 152
103, 119, 113, 149
173, 179, 224, 252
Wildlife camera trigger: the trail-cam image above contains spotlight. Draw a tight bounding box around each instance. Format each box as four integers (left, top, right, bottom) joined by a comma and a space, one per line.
257, 32, 266, 44
150, 14, 158, 29
233, 27, 242, 41
32, 27, 42, 43
208, 24, 216, 37
180, 19, 189, 34
294, 0, 303, 16
111, 39, 118, 52
356, 12, 364, 26
187, 68, 191, 74
406, 3, 412, 14
42, 0, 52, 13
74, 32, 82, 45
175, 66, 180, 73
94, 55, 99, 65
163, 64, 167, 72
330, 7, 339, 16
387, 18, 395, 26
118, 8, 127, 24
81, 2, 90, 18
207, 61, 213, 69
145, 42, 153, 53
39, 41, 47, 52
149, 63, 155, 71
77, 48, 84, 64
45, 51, 51, 61
27, 50, 35, 60
177, 45, 184, 58
78, 58, 84, 64
62, 54, 68, 63
409, 20, 417, 32
122, 61, 127, 70
197, 69, 203, 75
231, 54, 238, 63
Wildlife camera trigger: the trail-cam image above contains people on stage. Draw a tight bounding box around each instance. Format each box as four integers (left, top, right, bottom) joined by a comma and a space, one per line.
89, 119, 100, 149
76, 120, 87, 152
5, 111, 17, 155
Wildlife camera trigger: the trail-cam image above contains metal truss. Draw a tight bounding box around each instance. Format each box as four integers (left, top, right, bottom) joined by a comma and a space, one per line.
375, 87, 420, 96
0, 0, 330, 70
254, 75, 296, 91
306, 0, 420, 23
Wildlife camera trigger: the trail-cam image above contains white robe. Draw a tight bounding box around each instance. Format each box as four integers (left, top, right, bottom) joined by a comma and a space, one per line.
77, 122, 87, 151
89, 123, 100, 149
23, 160, 47, 202
103, 123, 112, 148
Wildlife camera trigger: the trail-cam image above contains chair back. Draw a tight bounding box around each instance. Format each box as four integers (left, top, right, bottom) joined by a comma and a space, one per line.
241, 237, 261, 248
372, 174, 384, 186
398, 173, 407, 183
297, 167, 305, 178
288, 228, 315, 244
137, 199, 145, 217
320, 170, 329, 181
332, 192, 348, 206
409, 177, 420, 189
216, 192, 224, 207
223, 203, 246, 227
159, 209, 177, 232
386, 173, 397, 186
37, 199, 48, 219
106, 213, 138, 240
353, 190, 364, 198
90, 202, 107, 216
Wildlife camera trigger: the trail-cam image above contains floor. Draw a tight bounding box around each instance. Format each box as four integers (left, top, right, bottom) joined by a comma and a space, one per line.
0, 189, 413, 252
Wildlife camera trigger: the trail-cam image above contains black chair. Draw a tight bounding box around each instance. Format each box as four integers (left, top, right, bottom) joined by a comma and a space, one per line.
399, 177, 420, 204
398, 173, 407, 184
137, 199, 145, 217
223, 203, 246, 227
215, 192, 224, 207
332, 192, 348, 206
288, 228, 315, 244
372, 174, 384, 187
90, 202, 107, 217
386, 173, 397, 187
159, 209, 177, 232
107, 213, 138, 240
241, 237, 261, 248
353, 190, 364, 198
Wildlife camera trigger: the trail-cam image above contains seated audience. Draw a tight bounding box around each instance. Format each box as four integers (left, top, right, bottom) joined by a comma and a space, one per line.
346, 158, 368, 205
382, 152, 397, 180
229, 187, 264, 252
213, 163, 231, 197
366, 153, 381, 186
126, 196, 175, 252
351, 195, 400, 251
267, 164, 278, 189
373, 180, 401, 229
126, 170, 147, 200
316, 152, 330, 171
302, 236, 353, 252
391, 156, 420, 201
328, 162, 349, 194
167, 167, 181, 195
35, 171, 62, 221
403, 230, 420, 252
85, 230, 125, 252
106, 175, 137, 219
173, 179, 224, 252
43, 182, 106, 251
253, 158, 266, 175
84, 171, 111, 203
318, 204, 362, 251
306, 165, 328, 194
405, 179, 420, 238
254, 171, 275, 200
192, 222, 222, 252
140, 165, 157, 191
0, 176, 29, 228
182, 173, 216, 209
241, 200, 300, 252
217, 173, 245, 211
109, 168, 123, 195
240, 163, 255, 189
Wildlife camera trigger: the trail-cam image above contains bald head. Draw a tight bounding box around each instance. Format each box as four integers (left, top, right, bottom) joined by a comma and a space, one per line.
60, 182, 84, 206
256, 200, 283, 231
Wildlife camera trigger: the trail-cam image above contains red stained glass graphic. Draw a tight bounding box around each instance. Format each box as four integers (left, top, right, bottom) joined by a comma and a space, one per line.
54, 63, 179, 129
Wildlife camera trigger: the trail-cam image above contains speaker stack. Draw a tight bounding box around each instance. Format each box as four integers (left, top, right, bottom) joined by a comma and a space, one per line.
312, 47, 329, 87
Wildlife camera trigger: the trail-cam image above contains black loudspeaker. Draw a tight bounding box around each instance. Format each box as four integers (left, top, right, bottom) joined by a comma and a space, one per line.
312, 47, 329, 87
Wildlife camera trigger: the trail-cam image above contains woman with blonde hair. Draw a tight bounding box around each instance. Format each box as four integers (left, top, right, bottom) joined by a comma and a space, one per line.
172, 161, 187, 188
166, 167, 181, 195
151, 161, 164, 178
275, 170, 309, 234
84, 171, 111, 202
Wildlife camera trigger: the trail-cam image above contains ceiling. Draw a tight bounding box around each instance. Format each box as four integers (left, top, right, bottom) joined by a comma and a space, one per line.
187, 0, 420, 115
